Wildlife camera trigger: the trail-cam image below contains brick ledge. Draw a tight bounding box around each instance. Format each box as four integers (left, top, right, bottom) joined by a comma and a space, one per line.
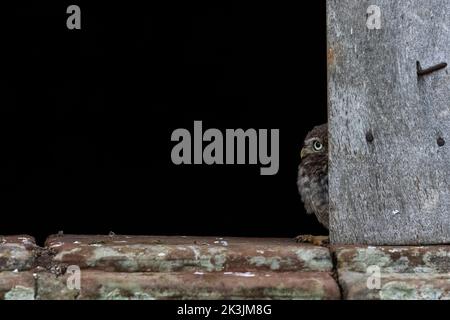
1, 235, 449, 300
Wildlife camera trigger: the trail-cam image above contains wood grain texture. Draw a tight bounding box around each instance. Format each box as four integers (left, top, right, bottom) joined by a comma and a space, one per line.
327, 0, 450, 245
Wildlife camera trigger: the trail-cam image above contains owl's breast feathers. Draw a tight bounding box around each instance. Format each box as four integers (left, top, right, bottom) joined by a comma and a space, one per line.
297, 155, 329, 229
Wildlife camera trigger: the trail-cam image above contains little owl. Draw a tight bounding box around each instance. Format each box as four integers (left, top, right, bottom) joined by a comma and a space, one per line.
297, 124, 329, 230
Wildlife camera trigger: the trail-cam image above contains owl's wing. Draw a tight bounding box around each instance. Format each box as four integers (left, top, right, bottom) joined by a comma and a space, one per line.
298, 165, 329, 229
297, 169, 315, 215
307, 178, 329, 230
311, 201, 329, 229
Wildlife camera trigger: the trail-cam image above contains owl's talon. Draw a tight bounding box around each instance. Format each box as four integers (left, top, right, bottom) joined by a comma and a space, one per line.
295, 235, 312, 243
295, 235, 329, 246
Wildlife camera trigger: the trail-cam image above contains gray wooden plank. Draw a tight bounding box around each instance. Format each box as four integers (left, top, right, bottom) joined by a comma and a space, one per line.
327, 0, 450, 244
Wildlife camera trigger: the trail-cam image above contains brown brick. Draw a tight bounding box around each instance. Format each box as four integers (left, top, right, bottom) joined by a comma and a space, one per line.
37, 270, 340, 300
333, 245, 450, 273
46, 235, 333, 273
35, 272, 79, 300
0, 271, 35, 300
0, 236, 36, 272
339, 271, 450, 300
334, 245, 450, 300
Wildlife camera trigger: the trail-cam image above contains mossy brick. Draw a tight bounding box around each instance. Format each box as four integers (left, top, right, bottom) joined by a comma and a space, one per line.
339, 271, 450, 300
0, 236, 36, 272
45, 235, 333, 273
333, 246, 450, 274
37, 270, 340, 300
0, 271, 35, 300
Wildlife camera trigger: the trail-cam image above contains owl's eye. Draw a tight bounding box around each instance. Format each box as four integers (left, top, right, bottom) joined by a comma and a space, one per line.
313, 141, 323, 151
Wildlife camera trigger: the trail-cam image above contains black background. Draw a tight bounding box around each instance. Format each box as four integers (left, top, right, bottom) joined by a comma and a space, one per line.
6, 1, 327, 245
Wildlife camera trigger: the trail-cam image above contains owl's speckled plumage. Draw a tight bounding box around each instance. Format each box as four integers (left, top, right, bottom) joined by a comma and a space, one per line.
297, 124, 329, 230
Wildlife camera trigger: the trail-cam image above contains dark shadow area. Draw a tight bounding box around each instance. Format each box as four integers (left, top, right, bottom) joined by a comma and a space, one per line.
5, 1, 327, 245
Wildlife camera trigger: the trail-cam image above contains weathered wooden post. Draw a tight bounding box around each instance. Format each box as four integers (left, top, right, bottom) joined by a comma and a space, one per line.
328, 0, 450, 245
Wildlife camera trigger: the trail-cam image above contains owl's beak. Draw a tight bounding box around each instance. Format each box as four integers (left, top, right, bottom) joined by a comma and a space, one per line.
301, 148, 308, 159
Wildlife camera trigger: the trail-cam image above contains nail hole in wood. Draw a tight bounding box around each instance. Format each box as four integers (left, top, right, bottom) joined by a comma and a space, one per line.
366, 131, 374, 143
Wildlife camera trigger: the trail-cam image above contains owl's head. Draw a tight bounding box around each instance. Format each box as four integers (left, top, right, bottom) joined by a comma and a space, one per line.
301, 124, 328, 160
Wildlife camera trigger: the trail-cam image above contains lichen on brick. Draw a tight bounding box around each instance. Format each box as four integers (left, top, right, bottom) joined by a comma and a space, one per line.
423, 249, 450, 273
295, 248, 333, 271
197, 247, 228, 272
4, 285, 34, 300
380, 281, 446, 300
248, 256, 283, 271
0, 243, 35, 271
99, 287, 156, 300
